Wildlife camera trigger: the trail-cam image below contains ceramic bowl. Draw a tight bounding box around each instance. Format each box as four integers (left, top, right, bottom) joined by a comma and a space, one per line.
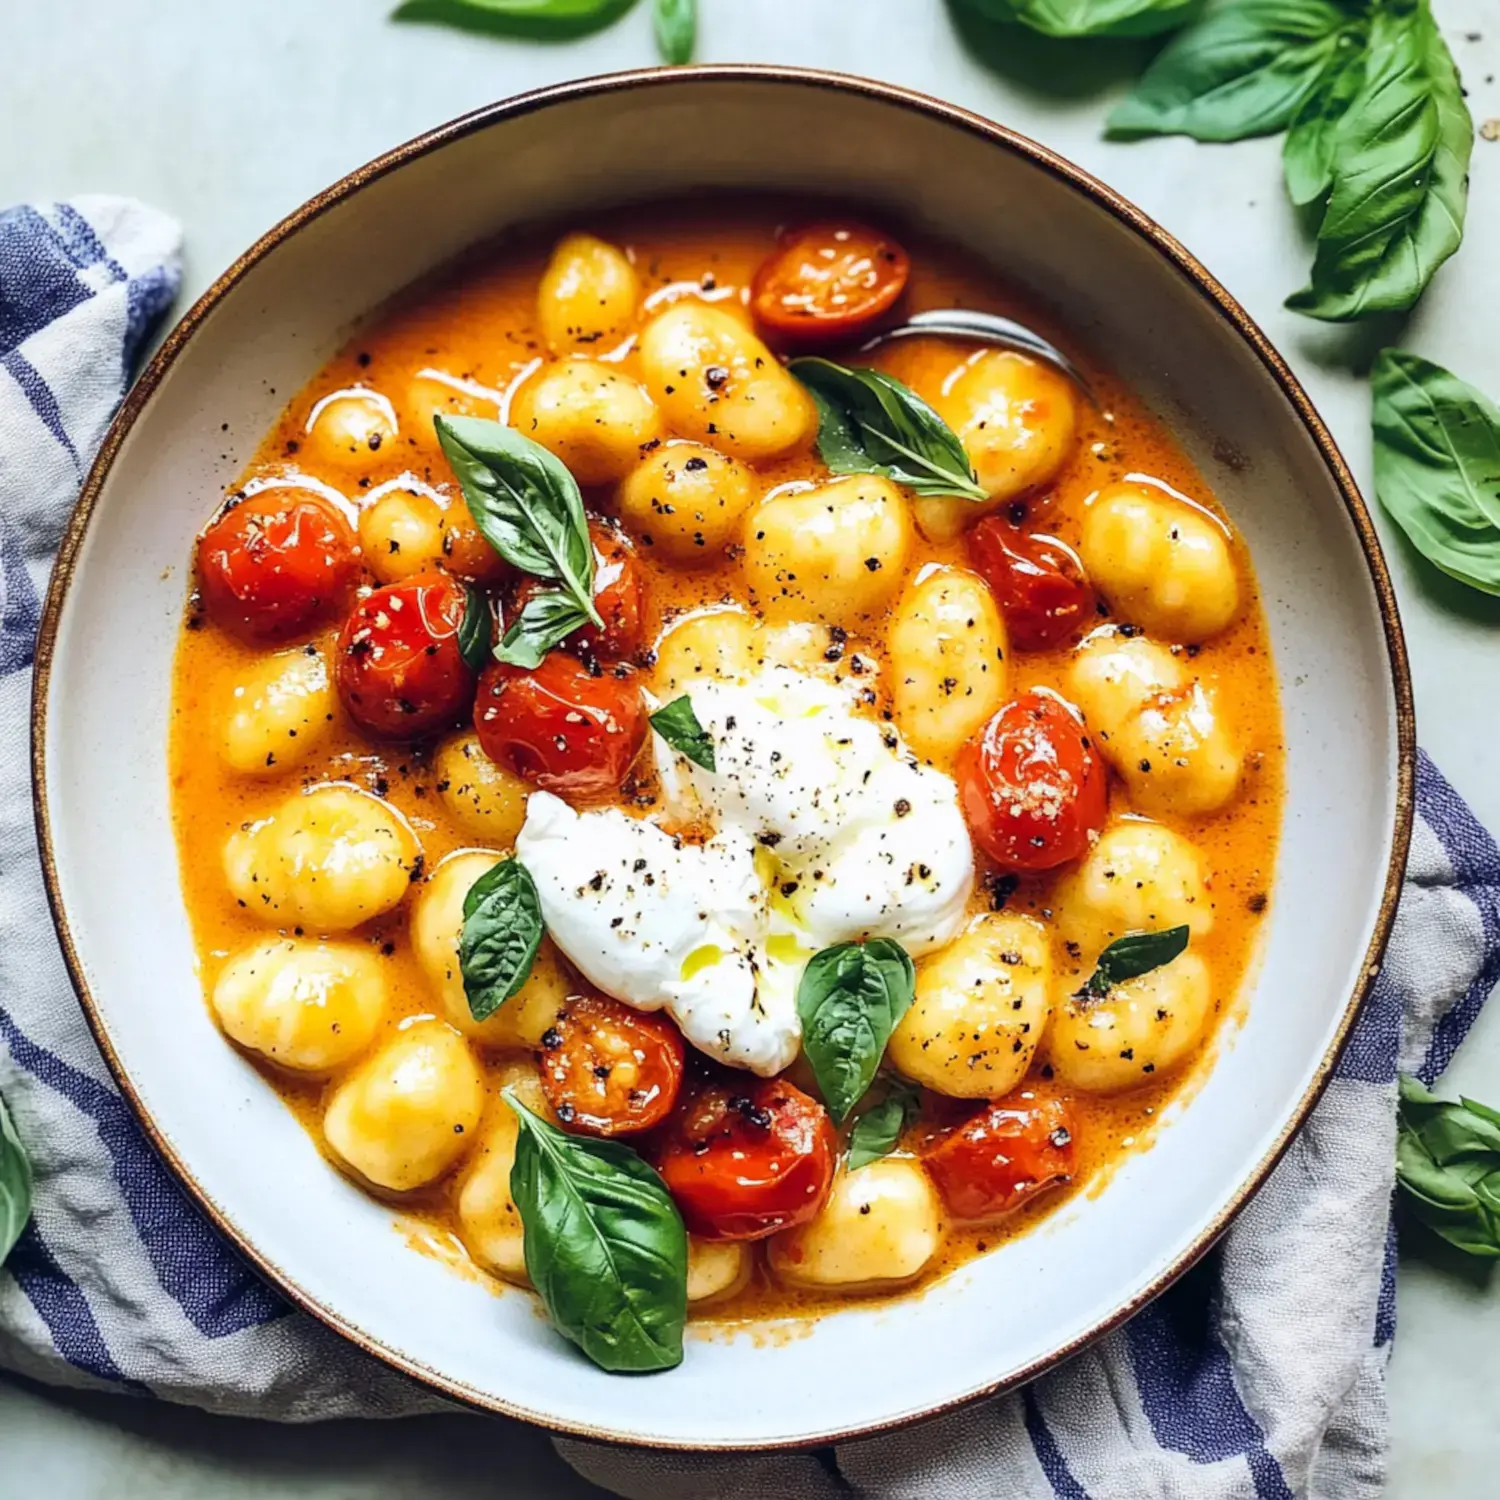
32, 67, 1412, 1449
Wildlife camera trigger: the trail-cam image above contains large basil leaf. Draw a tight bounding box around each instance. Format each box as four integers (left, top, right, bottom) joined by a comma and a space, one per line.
648, 695, 715, 772
1075, 926, 1190, 1000
652, 0, 694, 61
796, 939, 916, 1123
1397, 1075, 1500, 1257
460, 858, 545, 1022
435, 415, 601, 626
845, 1081, 920, 1172
0, 1091, 32, 1264
789, 358, 986, 503
961, 0, 1201, 39
1287, 2, 1472, 321
1371, 350, 1500, 596
1106, 0, 1353, 143
507, 1094, 688, 1371
392, 0, 638, 41
495, 588, 592, 669
1282, 23, 1370, 206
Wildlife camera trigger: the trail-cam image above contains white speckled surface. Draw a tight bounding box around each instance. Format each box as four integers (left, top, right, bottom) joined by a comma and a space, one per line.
1, 0, 1498, 1493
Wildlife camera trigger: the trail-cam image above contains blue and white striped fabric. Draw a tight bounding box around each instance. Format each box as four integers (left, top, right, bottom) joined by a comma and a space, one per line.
0, 197, 1496, 1494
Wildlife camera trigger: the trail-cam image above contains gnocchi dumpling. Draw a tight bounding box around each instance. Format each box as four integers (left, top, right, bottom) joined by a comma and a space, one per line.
211, 937, 387, 1072
616, 442, 757, 564
509, 359, 662, 485
402, 370, 497, 446
410, 850, 567, 1046
219, 646, 336, 776
433, 733, 529, 844
1049, 951, 1214, 1092
638, 302, 817, 462
768, 1159, 943, 1291
888, 566, 1008, 764
323, 1019, 485, 1192
742, 476, 912, 626
358, 489, 448, 584
304, 386, 397, 468
687, 1238, 753, 1306
1069, 629, 1243, 816
652, 607, 759, 694
888, 913, 1053, 1098
537, 233, 639, 355
1079, 479, 1239, 642
224, 784, 420, 932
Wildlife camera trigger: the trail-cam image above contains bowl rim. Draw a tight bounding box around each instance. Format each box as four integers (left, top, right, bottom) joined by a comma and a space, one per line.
29, 63, 1415, 1450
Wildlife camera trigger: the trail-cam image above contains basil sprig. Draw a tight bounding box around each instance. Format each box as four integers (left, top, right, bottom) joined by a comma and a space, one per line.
1371, 350, 1500, 597
0, 1091, 32, 1264
460, 859, 544, 1023
1075, 926, 1191, 1001
1397, 1075, 1500, 1257
959, 0, 1199, 39
789, 358, 987, 503
456, 583, 493, 673
497, 589, 594, 669
846, 1081, 921, 1172
507, 1094, 688, 1372
652, 0, 695, 62
797, 939, 916, 1123
649, 695, 715, 772
392, 0, 683, 61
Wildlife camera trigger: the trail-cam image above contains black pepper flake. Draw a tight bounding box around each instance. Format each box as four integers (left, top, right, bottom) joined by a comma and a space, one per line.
1248, 892, 1268, 913
557, 1103, 577, 1124
988, 874, 1019, 910
894, 799, 912, 817
1118, 622, 1142, 638
864, 556, 883, 572
1050, 1127, 1072, 1148
380, 941, 396, 956
541, 1027, 563, 1050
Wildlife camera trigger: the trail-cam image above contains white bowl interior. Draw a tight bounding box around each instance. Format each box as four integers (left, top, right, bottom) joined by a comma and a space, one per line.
41, 76, 1401, 1447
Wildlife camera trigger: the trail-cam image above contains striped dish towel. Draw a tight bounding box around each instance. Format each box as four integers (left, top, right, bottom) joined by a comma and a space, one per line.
0, 197, 1496, 1495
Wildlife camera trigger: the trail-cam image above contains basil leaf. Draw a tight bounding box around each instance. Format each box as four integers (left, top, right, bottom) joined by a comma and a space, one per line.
460, 859, 544, 1022
797, 939, 916, 1123
457, 584, 493, 673
495, 588, 592, 669
1397, 1074, 1500, 1257
846, 1082, 920, 1172
1371, 350, 1500, 597
1106, 0, 1352, 143
1287, 2, 1472, 321
434, 415, 602, 626
0, 1091, 32, 1265
789, 358, 986, 503
649, 695, 715, 771
652, 0, 694, 62
391, 0, 638, 41
961, 0, 1201, 40
1076, 926, 1190, 1000
1282, 23, 1370, 206
507, 1093, 687, 1372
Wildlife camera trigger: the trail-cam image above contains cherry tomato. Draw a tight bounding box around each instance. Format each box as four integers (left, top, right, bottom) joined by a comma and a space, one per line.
968, 514, 1094, 652
924, 1091, 1076, 1222
656, 1079, 837, 1241
474, 652, 646, 801
538, 993, 685, 1137
750, 223, 910, 344
196, 489, 359, 641
957, 691, 1107, 872
336, 572, 479, 739
509, 520, 646, 661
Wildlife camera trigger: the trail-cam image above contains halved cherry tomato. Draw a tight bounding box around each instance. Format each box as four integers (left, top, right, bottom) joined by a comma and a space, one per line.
474, 652, 646, 801
957, 690, 1107, 872
196, 488, 359, 641
968, 514, 1094, 652
924, 1091, 1076, 1222
538, 993, 684, 1137
656, 1079, 837, 1241
750, 223, 909, 345
336, 571, 479, 739
509, 519, 646, 661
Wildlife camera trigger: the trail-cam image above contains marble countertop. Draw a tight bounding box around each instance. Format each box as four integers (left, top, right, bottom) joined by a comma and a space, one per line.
2, 0, 1498, 1493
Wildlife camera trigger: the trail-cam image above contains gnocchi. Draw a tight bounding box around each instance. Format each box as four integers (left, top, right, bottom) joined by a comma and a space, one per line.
652, 607, 759, 694
304, 386, 397, 468
219, 646, 336, 776
509, 359, 662, 485
616, 441, 757, 564
537, 233, 639, 355
358, 489, 448, 584
432, 733, 529, 844
687, 1238, 753, 1305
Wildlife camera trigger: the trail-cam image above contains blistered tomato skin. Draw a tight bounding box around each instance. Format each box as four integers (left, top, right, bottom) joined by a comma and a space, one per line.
197, 490, 359, 642
968, 515, 1094, 652
751, 223, 909, 344
473, 653, 646, 802
924, 1092, 1076, 1222
656, 1080, 837, 1241
336, 572, 479, 739
957, 691, 1107, 872
509, 520, 646, 661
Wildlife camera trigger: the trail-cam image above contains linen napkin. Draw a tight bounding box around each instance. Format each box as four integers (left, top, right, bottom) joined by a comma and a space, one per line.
1, 196, 1497, 1498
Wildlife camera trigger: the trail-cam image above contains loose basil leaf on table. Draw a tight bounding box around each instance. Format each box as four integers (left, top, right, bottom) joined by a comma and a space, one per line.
648, 694, 716, 772
652, 0, 694, 62
1282, 21, 1370, 207
495, 588, 593, 669
390, 0, 638, 42
457, 583, 494, 673
1075, 926, 1190, 1001
507, 1093, 688, 1372
434, 415, 602, 627
1396, 1074, 1500, 1257
845, 1082, 921, 1172
1370, 350, 1500, 597
0, 1091, 33, 1265
797, 939, 917, 1123
959, 0, 1200, 40
788, 357, 987, 504
460, 858, 545, 1022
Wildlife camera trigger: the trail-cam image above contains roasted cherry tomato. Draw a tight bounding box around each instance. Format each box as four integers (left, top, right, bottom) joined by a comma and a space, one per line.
924, 1091, 1076, 1222
538, 993, 685, 1137
968, 514, 1093, 652
474, 652, 646, 801
750, 223, 910, 344
509, 519, 645, 661
957, 690, 1107, 872
336, 571, 479, 739
196, 489, 359, 642
656, 1079, 837, 1241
